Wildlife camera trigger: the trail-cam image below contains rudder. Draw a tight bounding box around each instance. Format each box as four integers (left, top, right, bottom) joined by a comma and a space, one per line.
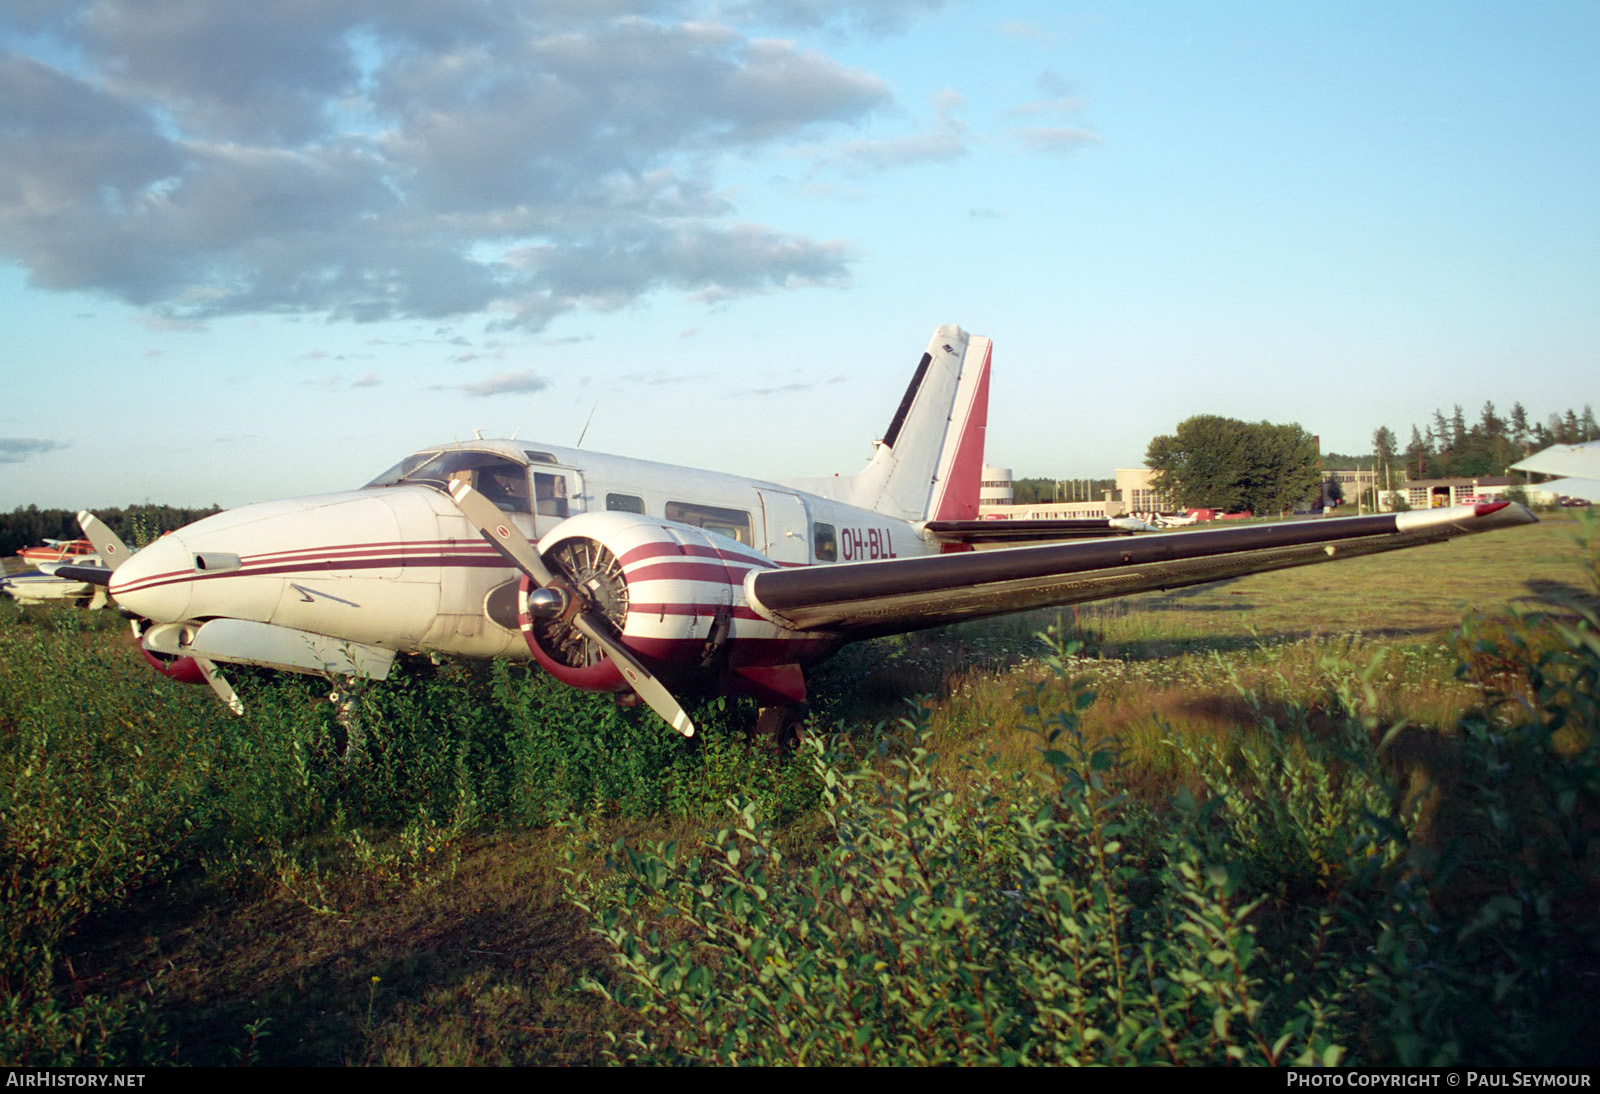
846, 325, 992, 523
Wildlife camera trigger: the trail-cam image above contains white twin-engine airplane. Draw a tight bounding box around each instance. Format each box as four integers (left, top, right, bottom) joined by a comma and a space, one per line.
63, 325, 1535, 737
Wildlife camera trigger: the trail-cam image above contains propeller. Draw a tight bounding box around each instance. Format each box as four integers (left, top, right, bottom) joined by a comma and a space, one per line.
447, 481, 695, 737
77, 511, 244, 716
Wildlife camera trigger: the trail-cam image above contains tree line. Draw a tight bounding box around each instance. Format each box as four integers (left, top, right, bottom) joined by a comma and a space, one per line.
1, 504, 222, 559
1371, 402, 1597, 485
1010, 477, 1118, 506
1139, 399, 1595, 517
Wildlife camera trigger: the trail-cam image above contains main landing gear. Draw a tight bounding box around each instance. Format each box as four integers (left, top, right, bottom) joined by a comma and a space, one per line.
752, 703, 809, 754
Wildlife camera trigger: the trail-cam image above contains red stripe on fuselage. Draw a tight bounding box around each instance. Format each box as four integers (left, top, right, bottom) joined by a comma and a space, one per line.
242, 540, 499, 566
615, 541, 775, 569
111, 552, 509, 596
623, 560, 753, 585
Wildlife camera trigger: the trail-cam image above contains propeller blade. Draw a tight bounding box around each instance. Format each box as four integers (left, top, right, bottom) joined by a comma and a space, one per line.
77, 511, 132, 571
572, 611, 696, 738
447, 481, 559, 587
195, 655, 245, 716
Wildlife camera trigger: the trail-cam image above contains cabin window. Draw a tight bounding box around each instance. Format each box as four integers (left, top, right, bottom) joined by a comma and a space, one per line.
665, 501, 752, 545
606, 493, 646, 514
813, 522, 838, 562
364, 450, 530, 513
535, 473, 569, 518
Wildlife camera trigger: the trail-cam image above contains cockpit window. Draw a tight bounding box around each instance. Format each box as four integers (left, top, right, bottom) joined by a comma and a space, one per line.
363, 451, 440, 489
363, 451, 531, 513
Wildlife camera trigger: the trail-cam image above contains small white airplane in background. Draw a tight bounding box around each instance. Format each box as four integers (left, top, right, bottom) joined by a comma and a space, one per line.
61, 325, 1537, 736
1, 554, 107, 608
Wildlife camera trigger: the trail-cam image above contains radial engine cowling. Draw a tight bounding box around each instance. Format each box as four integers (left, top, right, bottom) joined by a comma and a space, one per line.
517, 511, 792, 694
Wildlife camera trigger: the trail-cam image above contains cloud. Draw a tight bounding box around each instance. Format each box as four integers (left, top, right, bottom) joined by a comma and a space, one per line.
1010, 126, 1103, 154
298, 370, 382, 389
0, 2, 903, 331
0, 437, 66, 463
817, 88, 968, 173
448, 370, 550, 398
724, 0, 951, 33
618, 370, 700, 387
730, 373, 846, 396
1007, 96, 1088, 118
997, 20, 1051, 43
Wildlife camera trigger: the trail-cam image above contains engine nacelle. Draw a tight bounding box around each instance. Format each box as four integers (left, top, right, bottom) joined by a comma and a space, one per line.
517, 511, 825, 700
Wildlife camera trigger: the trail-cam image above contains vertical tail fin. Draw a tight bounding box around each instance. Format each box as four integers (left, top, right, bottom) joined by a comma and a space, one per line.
845, 325, 992, 522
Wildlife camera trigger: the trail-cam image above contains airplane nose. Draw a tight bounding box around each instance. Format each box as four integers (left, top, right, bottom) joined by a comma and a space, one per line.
108, 533, 195, 623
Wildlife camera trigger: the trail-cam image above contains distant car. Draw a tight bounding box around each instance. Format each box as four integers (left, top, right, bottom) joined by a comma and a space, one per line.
1558, 496, 1593, 508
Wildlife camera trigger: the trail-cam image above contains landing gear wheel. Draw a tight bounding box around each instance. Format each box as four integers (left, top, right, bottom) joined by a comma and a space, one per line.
753, 703, 809, 754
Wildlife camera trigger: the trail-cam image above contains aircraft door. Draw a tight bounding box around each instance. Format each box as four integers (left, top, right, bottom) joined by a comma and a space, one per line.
756, 489, 810, 565
532, 467, 586, 539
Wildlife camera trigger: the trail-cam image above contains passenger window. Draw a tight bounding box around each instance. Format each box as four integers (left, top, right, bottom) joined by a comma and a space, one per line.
534, 473, 569, 518
606, 493, 646, 515
813, 522, 837, 562
665, 501, 753, 545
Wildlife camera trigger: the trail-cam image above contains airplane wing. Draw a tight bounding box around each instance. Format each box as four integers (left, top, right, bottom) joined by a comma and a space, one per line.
746, 502, 1536, 638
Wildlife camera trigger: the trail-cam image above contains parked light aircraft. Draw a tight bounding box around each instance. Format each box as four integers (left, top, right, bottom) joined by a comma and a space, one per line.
62, 325, 1537, 736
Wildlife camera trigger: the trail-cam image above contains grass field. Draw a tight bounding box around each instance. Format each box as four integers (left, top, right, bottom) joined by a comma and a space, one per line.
2, 514, 1596, 1065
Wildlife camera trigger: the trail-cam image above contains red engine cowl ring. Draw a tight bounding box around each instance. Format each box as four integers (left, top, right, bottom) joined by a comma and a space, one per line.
134, 640, 208, 685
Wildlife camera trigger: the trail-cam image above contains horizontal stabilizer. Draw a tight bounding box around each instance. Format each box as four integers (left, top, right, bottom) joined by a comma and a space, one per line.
924, 518, 1155, 547
44, 563, 114, 585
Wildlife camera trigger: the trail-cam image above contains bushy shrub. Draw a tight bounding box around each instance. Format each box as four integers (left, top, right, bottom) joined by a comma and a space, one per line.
574, 613, 1600, 1066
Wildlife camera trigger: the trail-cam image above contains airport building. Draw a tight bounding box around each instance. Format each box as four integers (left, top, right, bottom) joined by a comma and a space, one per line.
981, 463, 1536, 522
1116, 467, 1174, 517
978, 466, 1184, 520
1322, 468, 1380, 509
1385, 476, 1515, 510
980, 466, 1014, 507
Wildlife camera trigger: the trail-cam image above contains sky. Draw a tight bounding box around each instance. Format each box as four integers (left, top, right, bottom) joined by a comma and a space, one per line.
2, 0, 1596, 510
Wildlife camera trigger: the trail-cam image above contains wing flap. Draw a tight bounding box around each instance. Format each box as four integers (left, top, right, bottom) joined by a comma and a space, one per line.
748, 503, 1536, 637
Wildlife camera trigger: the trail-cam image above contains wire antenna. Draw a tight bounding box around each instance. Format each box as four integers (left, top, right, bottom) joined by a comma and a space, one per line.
576, 400, 599, 448
511, 394, 544, 440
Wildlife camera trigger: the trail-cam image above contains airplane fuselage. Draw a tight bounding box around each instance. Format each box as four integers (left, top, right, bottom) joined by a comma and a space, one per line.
87, 323, 1536, 732
107, 439, 945, 704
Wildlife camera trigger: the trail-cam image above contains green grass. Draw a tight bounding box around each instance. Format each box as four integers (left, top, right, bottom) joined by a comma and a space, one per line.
1, 514, 1595, 1065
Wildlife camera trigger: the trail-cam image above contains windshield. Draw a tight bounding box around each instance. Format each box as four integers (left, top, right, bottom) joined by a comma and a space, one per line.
362, 450, 531, 513
363, 451, 440, 489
